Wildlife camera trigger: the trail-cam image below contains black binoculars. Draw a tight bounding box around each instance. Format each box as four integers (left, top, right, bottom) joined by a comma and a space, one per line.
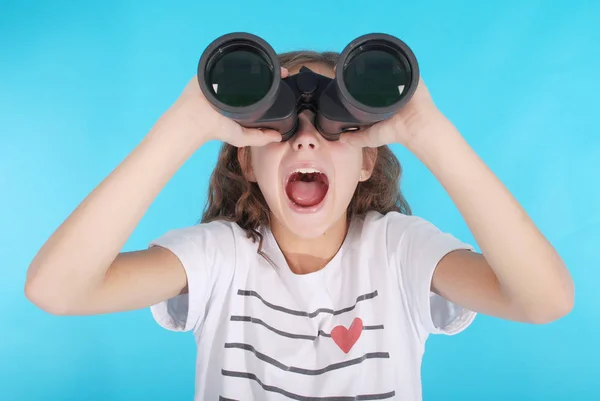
197, 32, 419, 141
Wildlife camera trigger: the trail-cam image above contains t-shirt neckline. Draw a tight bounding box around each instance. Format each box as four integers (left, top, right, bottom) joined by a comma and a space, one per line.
261, 215, 361, 282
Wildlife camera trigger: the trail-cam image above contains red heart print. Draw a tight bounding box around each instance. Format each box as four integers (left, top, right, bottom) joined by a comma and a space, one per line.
331, 317, 363, 353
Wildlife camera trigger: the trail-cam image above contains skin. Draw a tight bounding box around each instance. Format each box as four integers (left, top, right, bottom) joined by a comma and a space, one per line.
24, 60, 574, 326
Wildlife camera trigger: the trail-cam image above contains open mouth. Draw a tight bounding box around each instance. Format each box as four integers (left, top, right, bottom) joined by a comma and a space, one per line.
285, 168, 330, 209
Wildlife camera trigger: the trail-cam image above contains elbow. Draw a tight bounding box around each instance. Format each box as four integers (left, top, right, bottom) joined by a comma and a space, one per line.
525, 288, 575, 325
24, 275, 73, 316
521, 262, 575, 324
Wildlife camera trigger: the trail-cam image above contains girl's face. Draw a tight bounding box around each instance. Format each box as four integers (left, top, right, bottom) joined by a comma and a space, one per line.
240, 63, 376, 239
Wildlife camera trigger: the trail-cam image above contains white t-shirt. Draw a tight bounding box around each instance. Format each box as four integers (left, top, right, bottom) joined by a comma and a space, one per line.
149, 210, 476, 400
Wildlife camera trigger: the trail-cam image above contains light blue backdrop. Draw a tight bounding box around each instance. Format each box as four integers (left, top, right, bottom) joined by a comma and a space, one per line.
1, 1, 598, 400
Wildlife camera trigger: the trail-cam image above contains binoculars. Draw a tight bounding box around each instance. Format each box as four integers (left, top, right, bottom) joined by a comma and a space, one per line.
197, 32, 419, 141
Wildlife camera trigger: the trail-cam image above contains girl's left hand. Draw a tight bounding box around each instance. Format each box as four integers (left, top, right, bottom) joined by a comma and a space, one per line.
339, 78, 448, 149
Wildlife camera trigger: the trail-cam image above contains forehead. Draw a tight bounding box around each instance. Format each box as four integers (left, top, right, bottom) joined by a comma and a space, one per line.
286, 62, 335, 78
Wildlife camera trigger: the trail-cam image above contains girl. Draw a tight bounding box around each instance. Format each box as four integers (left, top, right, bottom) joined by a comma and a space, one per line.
25, 49, 574, 400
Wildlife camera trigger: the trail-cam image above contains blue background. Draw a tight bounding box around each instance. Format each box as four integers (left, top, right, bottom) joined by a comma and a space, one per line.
1, 1, 598, 400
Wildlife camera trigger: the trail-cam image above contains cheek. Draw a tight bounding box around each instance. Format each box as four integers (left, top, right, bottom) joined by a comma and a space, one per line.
332, 143, 363, 174
251, 145, 278, 176
331, 146, 363, 195
251, 146, 283, 194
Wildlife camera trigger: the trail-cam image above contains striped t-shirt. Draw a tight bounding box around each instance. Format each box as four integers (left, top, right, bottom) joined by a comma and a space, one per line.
149, 210, 476, 400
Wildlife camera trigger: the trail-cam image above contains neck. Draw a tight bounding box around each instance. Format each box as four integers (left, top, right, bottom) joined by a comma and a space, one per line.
270, 213, 349, 275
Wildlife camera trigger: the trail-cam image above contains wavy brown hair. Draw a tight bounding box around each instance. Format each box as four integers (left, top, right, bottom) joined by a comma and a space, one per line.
200, 50, 412, 246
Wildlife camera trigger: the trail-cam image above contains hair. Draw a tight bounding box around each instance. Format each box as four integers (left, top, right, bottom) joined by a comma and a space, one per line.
200, 50, 412, 247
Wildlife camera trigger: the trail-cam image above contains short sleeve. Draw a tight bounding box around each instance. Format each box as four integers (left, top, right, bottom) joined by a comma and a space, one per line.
388, 214, 477, 341
148, 221, 236, 333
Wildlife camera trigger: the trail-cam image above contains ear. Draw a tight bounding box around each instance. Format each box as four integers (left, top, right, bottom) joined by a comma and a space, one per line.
237, 147, 257, 182
359, 147, 378, 182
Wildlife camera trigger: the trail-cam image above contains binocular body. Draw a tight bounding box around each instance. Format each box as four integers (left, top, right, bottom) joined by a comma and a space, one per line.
197, 32, 419, 141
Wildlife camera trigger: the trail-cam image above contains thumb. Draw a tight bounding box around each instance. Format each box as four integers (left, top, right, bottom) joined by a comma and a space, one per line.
339, 130, 373, 148
240, 127, 282, 147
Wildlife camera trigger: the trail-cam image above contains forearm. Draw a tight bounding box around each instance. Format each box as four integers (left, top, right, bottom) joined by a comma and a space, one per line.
26, 108, 206, 302
407, 115, 574, 317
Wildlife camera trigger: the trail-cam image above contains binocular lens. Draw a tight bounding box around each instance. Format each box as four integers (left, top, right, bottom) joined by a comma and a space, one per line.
205, 47, 273, 107
343, 47, 411, 108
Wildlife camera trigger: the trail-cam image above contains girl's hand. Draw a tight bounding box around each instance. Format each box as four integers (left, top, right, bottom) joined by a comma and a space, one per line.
339, 78, 449, 149
167, 67, 290, 148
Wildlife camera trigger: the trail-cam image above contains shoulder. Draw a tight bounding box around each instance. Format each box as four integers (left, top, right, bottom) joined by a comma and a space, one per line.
358, 210, 434, 237
358, 210, 470, 257
350, 211, 430, 260
149, 219, 253, 265
153, 219, 243, 245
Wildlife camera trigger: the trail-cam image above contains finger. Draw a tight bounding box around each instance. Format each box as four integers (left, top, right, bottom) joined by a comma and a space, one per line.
241, 127, 282, 147
281, 67, 290, 78
339, 130, 373, 148
344, 121, 392, 148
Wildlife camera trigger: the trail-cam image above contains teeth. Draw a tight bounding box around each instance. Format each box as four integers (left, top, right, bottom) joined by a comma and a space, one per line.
294, 168, 322, 174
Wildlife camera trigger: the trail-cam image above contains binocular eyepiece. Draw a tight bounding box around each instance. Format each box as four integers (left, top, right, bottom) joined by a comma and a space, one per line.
197, 32, 419, 141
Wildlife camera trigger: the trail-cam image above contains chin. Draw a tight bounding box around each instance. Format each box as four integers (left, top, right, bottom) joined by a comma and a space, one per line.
282, 215, 335, 239
275, 190, 345, 239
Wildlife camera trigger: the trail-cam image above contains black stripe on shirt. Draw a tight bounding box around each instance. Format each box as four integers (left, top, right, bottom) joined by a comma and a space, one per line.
237, 290, 378, 318
230, 315, 384, 340
221, 370, 395, 400
224, 342, 389, 375
319, 325, 385, 338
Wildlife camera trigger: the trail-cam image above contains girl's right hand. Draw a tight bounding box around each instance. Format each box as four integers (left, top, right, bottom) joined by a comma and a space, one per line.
169, 67, 290, 148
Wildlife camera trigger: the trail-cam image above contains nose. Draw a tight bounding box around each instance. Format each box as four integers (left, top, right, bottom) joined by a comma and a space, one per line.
290, 111, 320, 151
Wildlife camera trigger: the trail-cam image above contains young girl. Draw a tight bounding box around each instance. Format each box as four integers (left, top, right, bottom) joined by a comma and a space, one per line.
25, 49, 574, 400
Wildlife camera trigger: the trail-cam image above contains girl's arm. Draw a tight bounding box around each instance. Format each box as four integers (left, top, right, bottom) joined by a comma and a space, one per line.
24, 75, 283, 316
24, 108, 204, 315
410, 117, 574, 324
341, 79, 574, 324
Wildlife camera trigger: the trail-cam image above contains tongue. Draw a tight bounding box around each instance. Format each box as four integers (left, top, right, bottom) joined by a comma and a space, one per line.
286, 181, 328, 207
